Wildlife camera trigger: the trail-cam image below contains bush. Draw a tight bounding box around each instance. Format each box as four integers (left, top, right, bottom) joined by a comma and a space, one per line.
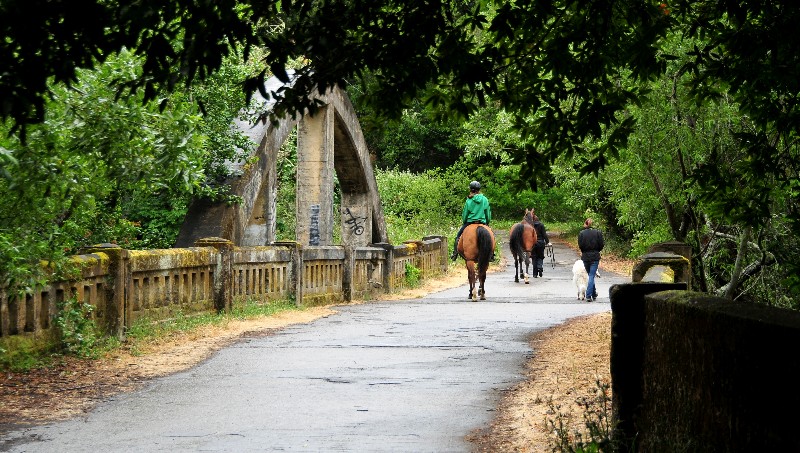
439, 157, 577, 222
629, 224, 674, 259
404, 262, 422, 287
55, 297, 103, 358
0, 337, 54, 372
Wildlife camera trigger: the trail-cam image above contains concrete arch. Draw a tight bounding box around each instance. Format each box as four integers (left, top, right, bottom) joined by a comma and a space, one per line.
174, 76, 388, 248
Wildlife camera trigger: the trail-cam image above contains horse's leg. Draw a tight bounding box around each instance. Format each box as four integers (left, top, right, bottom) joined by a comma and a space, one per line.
523, 252, 530, 284
478, 266, 487, 300
513, 253, 520, 282
466, 260, 477, 301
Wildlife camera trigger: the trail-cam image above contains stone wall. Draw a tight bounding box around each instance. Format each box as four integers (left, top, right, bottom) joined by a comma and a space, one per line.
0, 236, 447, 343
610, 284, 800, 451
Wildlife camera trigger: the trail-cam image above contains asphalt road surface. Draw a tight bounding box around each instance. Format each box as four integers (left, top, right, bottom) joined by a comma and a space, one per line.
1, 235, 627, 452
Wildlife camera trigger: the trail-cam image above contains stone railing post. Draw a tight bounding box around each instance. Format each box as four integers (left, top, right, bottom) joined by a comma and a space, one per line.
423, 235, 448, 273
610, 282, 689, 448
195, 237, 233, 312
342, 245, 354, 302
373, 242, 394, 293
274, 241, 303, 306
404, 240, 423, 272
631, 241, 693, 287
79, 243, 128, 338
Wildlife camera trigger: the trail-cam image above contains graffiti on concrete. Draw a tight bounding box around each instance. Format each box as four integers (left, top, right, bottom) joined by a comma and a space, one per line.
344, 208, 366, 236
310, 204, 320, 245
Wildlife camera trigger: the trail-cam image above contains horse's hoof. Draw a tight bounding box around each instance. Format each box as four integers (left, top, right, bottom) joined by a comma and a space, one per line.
480, 294, 486, 300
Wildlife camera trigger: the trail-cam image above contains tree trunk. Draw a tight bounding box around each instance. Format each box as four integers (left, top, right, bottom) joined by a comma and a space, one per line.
720, 226, 751, 300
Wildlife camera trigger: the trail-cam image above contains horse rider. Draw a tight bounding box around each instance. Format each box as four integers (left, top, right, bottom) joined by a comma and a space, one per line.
451, 180, 493, 260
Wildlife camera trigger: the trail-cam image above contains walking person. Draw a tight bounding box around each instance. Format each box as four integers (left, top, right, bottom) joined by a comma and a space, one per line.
577, 218, 604, 301
451, 181, 492, 260
531, 212, 549, 278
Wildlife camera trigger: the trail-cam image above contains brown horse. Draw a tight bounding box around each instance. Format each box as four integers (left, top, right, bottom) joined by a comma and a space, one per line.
457, 223, 496, 301
508, 209, 538, 284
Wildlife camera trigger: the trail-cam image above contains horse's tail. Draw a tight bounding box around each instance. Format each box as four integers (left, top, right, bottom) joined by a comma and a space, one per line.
477, 226, 494, 270
509, 223, 525, 259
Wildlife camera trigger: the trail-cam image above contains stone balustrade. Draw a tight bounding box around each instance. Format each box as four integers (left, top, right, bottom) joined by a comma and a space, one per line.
611, 241, 800, 451
0, 236, 448, 342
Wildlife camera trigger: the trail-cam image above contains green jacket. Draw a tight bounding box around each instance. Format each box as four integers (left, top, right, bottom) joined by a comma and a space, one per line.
461, 193, 491, 225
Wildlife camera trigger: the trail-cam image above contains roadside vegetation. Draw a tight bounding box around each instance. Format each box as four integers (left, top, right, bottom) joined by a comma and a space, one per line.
1, 0, 798, 380
0, 298, 301, 373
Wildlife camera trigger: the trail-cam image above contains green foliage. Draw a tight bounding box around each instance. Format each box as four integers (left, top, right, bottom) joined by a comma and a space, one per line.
124, 300, 298, 354
375, 158, 579, 244
0, 337, 55, 372
3, 0, 800, 239
0, 229, 53, 293
1, 299, 298, 371
120, 197, 190, 249
1, 0, 796, 305
364, 99, 462, 173
0, 0, 262, 136
54, 297, 105, 358
628, 225, 673, 260
442, 155, 575, 222
0, 45, 258, 297
377, 168, 456, 221
275, 130, 298, 241
376, 167, 463, 242
547, 31, 799, 300
404, 262, 422, 288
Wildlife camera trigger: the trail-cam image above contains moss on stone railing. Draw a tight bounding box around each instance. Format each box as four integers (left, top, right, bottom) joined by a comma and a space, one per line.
0, 236, 448, 344
611, 240, 800, 451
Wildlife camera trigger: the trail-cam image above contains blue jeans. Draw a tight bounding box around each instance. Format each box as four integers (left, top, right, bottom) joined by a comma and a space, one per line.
583, 260, 600, 299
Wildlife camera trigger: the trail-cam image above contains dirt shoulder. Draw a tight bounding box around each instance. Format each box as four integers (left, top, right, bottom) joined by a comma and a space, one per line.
0, 235, 632, 450
469, 235, 632, 451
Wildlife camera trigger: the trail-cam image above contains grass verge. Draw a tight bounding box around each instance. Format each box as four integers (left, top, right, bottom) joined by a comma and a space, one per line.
0, 299, 301, 372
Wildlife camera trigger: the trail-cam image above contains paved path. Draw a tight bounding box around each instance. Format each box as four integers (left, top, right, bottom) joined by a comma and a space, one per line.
1, 234, 627, 452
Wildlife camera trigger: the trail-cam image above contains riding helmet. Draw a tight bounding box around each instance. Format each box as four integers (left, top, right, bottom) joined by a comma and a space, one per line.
469, 181, 481, 191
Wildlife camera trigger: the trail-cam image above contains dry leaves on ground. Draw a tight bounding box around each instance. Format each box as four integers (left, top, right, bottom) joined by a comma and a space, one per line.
469, 312, 612, 452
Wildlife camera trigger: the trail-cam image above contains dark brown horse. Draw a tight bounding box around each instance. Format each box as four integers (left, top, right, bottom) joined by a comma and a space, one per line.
508, 209, 538, 284
456, 223, 496, 301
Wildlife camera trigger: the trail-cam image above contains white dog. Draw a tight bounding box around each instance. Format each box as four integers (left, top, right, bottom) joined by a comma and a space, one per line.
572, 260, 600, 300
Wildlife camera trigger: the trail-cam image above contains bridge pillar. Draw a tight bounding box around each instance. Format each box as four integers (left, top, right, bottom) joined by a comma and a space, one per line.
174, 79, 389, 248
296, 106, 335, 246
340, 193, 372, 248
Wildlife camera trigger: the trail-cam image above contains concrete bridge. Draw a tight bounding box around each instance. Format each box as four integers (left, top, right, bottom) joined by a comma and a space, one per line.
0, 76, 423, 340
175, 73, 389, 248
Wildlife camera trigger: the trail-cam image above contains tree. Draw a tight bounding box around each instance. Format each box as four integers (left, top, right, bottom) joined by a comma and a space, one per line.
0, 0, 261, 137
0, 46, 262, 294
552, 30, 796, 303
0, 1, 669, 146
3, 0, 799, 296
